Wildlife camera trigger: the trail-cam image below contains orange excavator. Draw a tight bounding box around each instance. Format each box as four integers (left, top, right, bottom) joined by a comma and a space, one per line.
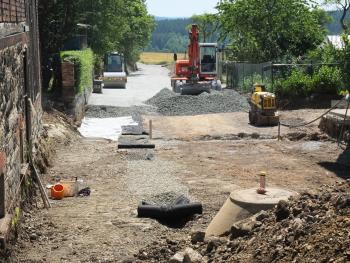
171, 24, 222, 95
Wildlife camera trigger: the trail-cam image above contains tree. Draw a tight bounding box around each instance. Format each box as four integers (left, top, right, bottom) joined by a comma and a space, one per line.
84, 0, 154, 63
324, 0, 350, 31
217, 0, 328, 62
38, 0, 86, 91
38, 0, 154, 92
117, 0, 155, 65
146, 18, 192, 52
339, 34, 350, 91
163, 34, 188, 52
191, 14, 219, 42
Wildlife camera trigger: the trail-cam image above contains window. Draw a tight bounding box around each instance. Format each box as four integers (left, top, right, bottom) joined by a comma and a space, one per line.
200, 46, 217, 73
106, 55, 123, 72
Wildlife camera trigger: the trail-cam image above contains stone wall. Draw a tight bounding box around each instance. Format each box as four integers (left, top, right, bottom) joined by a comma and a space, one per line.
0, 42, 42, 217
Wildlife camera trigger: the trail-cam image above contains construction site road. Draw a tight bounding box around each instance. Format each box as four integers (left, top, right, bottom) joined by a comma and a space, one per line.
89, 63, 170, 107
8, 65, 350, 263
9, 115, 348, 263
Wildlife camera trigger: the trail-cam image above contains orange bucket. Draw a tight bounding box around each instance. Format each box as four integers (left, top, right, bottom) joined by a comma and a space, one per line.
51, 184, 65, 200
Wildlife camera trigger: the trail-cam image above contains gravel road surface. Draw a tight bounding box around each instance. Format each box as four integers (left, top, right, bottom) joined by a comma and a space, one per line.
87, 64, 249, 117
89, 63, 170, 107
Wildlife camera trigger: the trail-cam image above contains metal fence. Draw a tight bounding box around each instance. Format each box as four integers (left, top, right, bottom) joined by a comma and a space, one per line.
222, 61, 272, 92
222, 61, 341, 93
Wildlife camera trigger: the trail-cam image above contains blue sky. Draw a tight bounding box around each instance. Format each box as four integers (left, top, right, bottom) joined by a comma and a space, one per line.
145, 1, 334, 18
146, 0, 219, 18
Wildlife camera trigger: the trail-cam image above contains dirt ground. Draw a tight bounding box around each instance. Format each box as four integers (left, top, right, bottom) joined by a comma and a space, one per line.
143, 110, 326, 140
5, 108, 349, 263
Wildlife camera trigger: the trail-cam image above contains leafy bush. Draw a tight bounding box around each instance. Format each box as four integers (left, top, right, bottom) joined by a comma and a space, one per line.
274, 69, 312, 97
273, 66, 342, 97
311, 66, 342, 95
307, 44, 341, 64
61, 49, 94, 93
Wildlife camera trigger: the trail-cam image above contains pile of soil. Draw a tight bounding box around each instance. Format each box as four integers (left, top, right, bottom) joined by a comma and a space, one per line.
145, 88, 249, 116
133, 181, 350, 263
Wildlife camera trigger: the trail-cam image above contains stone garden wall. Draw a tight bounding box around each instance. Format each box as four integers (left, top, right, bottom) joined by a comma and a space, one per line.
0, 42, 42, 217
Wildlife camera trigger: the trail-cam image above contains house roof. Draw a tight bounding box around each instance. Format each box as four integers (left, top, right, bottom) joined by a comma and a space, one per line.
325, 35, 350, 49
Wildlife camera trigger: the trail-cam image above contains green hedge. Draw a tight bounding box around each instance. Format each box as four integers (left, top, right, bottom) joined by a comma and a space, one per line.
273, 66, 342, 97
61, 49, 94, 93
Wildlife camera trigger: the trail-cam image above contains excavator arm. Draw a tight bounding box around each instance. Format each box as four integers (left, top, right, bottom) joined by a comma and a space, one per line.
188, 24, 200, 81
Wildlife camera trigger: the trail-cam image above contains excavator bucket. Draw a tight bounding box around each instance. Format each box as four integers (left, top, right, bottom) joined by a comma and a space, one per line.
180, 83, 211, 95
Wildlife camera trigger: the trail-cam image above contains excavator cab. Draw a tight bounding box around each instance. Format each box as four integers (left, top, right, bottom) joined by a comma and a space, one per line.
103, 52, 127, 88
200, 43, 217, 75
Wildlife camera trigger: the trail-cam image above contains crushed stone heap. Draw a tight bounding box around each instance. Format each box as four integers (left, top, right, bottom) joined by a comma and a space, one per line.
145, 88, 250, 116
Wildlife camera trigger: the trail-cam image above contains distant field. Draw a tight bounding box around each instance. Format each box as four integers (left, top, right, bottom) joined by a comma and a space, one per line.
139, 52, 186, 65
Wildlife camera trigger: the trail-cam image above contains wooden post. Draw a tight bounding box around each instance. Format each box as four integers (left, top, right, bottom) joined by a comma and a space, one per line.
278, 122, 281, 141
19, 114, 24, 163
149, 120, 153, 139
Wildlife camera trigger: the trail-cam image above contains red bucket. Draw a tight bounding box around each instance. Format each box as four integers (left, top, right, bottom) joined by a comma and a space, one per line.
51, 184, 65, 200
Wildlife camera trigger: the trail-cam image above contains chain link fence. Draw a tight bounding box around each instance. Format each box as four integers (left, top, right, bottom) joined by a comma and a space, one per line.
221, 61, 272, 92
221, 61, 342, 94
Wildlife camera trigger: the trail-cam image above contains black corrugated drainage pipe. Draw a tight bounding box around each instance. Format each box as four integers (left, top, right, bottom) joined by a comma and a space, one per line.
137, 196, 203, 221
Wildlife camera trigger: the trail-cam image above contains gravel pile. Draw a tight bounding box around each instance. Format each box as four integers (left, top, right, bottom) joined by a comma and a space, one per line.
133, 181, 350, 263
145, 88, 175, 107
86, 89, 249, 118
143, 191, 188, 206
145, 88, 249, 116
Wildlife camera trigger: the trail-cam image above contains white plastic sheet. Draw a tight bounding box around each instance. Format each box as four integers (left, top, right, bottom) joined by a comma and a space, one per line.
78, 116, 138, 141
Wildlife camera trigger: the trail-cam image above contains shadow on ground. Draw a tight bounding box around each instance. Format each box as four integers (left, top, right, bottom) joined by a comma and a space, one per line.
318, 147, 350, 181
155, 216, 198, 229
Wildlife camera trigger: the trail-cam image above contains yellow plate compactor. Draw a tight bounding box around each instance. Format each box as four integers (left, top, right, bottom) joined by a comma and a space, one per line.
249, 84, 279, 126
